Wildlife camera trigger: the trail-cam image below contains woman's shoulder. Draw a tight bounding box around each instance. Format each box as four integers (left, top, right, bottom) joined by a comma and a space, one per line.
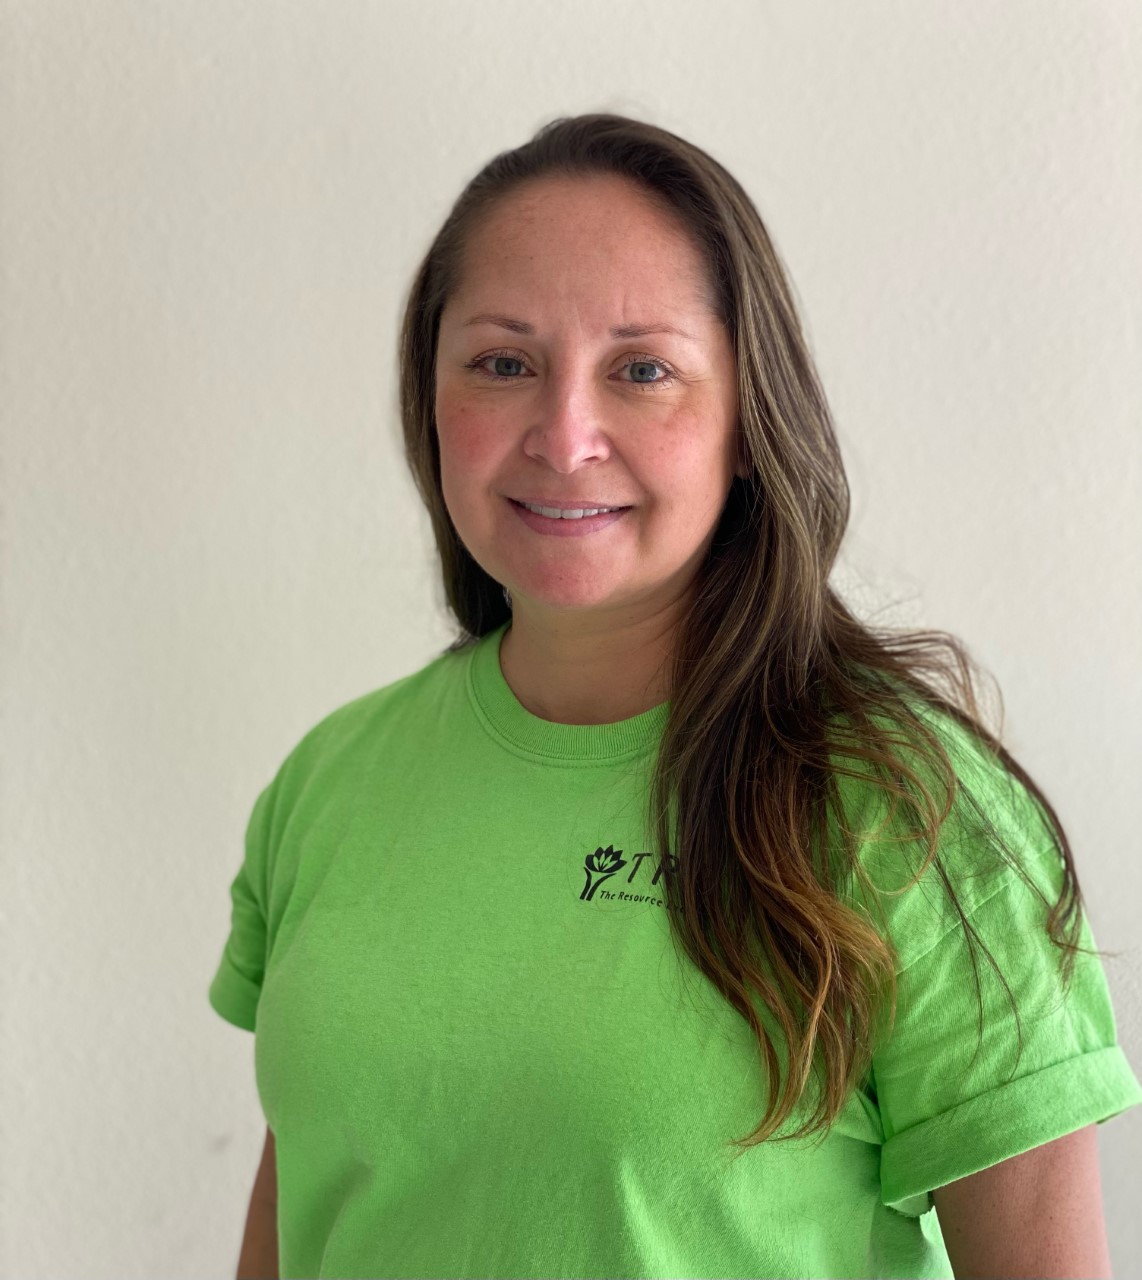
825, 694, 1059, 950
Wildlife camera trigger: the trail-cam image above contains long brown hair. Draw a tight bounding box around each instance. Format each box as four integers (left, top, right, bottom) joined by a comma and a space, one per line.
396, 112, 1107, 1153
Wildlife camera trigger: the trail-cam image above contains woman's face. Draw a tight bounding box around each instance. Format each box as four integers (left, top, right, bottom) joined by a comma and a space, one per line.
434, 173, 743, 621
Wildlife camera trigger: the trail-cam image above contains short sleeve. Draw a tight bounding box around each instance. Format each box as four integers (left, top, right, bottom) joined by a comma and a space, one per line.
207, 775, 278, 1033
857, 761, 1142, 1214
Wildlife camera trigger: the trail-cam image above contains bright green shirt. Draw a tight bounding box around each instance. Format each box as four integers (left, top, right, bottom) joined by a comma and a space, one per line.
209, 620, 1141, 1279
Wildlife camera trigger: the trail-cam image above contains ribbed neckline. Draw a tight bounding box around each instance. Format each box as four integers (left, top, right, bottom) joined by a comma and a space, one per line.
466, 620, 671, 763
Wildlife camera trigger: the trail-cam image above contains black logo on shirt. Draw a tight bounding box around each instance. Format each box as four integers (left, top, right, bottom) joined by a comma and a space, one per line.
580, 844, 677, 907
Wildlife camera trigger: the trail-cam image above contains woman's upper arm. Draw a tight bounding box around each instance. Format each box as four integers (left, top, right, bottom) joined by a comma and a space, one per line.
254, 1125, 277, 1203
931, 1124, 1112, 1279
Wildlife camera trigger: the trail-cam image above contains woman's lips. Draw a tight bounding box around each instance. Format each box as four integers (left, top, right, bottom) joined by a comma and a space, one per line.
508, 497, 631, 537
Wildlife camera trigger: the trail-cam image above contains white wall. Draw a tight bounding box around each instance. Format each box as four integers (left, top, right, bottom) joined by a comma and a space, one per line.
3, 1, 1139, 1275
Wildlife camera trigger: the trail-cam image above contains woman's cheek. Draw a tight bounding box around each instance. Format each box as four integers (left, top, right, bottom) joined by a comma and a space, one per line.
438, 386, 503, 458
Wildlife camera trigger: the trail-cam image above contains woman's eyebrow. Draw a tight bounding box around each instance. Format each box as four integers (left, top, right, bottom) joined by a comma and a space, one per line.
461, 313, 697, 342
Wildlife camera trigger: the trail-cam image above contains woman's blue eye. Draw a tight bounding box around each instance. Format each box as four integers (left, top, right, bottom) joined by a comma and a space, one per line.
466, 352, 675, 391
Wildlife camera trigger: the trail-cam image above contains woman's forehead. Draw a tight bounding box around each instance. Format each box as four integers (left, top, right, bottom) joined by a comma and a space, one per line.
452, 242, 712, 334
472, 176, 698, 258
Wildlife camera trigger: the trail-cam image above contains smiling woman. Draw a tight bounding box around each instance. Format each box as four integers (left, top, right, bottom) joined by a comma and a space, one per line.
430, 167, 744, 724
209, 111, 1141, 1280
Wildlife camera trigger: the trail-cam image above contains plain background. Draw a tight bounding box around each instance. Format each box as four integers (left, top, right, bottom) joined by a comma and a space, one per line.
3, 2, 1140, 1276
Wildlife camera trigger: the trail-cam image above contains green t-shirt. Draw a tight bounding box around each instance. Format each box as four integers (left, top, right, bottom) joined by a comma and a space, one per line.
209, 621, 1141, 1279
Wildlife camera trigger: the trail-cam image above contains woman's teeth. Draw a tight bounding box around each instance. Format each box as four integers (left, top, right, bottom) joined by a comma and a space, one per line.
519, 502, 621, 519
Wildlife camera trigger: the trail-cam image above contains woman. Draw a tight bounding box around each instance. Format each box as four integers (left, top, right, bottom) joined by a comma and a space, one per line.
211, 113, 1141, 1279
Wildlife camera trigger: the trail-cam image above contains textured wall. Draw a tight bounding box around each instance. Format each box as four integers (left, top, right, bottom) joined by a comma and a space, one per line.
2, 1, 1139, 1275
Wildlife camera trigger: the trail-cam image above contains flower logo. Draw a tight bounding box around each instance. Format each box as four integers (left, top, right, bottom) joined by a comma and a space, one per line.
580, 844, 628, 900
